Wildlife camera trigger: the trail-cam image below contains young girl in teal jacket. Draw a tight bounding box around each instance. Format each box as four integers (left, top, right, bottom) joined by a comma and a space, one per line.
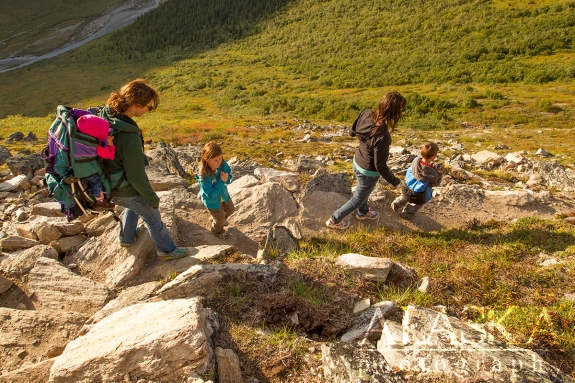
197, 142, 234, 238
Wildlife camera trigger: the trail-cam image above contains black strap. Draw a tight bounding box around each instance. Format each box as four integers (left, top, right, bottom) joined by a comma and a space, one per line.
76, 156, 98, 163
106, 172, 126, 202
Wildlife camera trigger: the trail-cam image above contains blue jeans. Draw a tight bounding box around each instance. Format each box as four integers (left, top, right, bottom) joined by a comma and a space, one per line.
113, 195, 177, 255
85, 173, 104, 199
331, 163, 379, 223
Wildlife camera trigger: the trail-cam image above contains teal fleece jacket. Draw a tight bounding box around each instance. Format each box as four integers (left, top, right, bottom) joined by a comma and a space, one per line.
196, 160, 233, 210
99, 106, 160, 209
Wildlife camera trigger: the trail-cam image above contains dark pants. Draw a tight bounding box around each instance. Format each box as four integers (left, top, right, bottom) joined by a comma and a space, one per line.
209, 198, 235, 234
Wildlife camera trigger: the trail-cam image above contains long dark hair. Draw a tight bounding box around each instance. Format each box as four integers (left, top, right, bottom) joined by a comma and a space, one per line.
107, 78, 159, 114
370, 91, 406, 136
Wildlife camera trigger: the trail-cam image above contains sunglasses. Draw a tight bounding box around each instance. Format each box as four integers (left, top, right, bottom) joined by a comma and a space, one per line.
146, 104, 154, 112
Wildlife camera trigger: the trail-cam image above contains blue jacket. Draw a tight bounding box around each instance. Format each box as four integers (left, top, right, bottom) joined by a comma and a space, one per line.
196, 160, 233, 210
404, 157, 442, 205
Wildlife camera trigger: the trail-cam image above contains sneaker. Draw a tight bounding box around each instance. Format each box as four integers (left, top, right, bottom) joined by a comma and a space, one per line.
157, 247, 188, 261
356, 209, 379, 220
325, 218, 350, 230
120, 227, 143, 247
212, 229, 230, 239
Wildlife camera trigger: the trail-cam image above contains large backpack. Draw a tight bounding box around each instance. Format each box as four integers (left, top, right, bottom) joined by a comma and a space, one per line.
41, 105, 124, 222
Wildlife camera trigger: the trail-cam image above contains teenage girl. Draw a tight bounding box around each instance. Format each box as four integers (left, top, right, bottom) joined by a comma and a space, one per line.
326, 91, 406, 229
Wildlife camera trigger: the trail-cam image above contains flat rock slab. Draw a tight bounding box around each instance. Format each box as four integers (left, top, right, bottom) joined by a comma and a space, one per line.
48, 298, 212, 383
336, 253, 394, 282
28, 258, 111, 315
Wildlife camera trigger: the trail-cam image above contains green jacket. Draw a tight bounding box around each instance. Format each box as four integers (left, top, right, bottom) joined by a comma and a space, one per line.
99, 106, 160, 209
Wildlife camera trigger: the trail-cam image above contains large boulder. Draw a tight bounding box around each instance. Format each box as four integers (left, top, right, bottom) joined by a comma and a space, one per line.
228, 177, 299, 239
48, 298, 213, 383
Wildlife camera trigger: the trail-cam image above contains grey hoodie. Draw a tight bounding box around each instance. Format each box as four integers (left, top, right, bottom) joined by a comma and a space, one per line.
350, 109, 400, 186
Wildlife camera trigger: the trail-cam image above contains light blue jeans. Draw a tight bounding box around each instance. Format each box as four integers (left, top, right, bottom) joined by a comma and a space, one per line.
113, 195, 178, 255
331, 162, 379, 223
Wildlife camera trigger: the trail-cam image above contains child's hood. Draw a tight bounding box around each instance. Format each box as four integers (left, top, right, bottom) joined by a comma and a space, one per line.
76, 114, 110, 140
412, 157, 442, 183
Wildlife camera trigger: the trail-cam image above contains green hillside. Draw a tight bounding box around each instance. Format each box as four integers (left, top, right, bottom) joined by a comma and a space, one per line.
0, 0, 574, 160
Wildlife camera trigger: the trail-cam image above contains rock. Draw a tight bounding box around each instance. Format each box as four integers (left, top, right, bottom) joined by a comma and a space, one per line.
146, 168, 188, 191
83, 212, 116, 237
13, 223, 38, 240
0, 274, 13, 294
298, 169, 351, 200
30, 202, 66, 217
0, 174, 28, 192
505, 152, 525, 164
322, 342, 403, 383
48, 299, 213, 383
353, 298, 371, 314
84, 281, 159, 328
6, 153, 44, 176
0, 145, 12, 164
0, 308, 88, 373
297, 190, 349, 236
29, 216, 85, 237
28, 257, 112, 315
341, 301, 401, 343
228, 179, 298, 239
0, 235, 41, 252
377, 304, 573, 383
157, 264, 276, 300
6, 131, 24, 142
336, 253, 394, 282
146, 146, 188, 178
254, 167, 299, 184
484, 190, 534, 207
471, 150, 503, 167
418, 276, 430, 293
50, 235, 88, 254
0, 358, 55, 383
258, 224, 299, 260
536, 148, 550, 157
0, 244, 59, 278
526, 173, 544, 187
215, 347, 244, 383
34, 222, 62, 244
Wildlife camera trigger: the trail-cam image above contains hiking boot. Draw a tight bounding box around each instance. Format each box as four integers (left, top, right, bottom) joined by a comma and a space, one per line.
93, 200, 115, 211
120, 226, 143, 247
326, 218, 350, 230
157, 247, 188, 261
356, 209, 379, 220
212, 229, 230, 239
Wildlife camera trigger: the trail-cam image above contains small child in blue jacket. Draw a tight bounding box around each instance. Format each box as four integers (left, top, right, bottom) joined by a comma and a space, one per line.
391, 142, 444, 219
197, 142, 234, 238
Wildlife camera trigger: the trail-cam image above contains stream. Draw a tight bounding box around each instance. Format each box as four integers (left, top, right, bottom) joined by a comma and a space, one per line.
0, 0, 159, 74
